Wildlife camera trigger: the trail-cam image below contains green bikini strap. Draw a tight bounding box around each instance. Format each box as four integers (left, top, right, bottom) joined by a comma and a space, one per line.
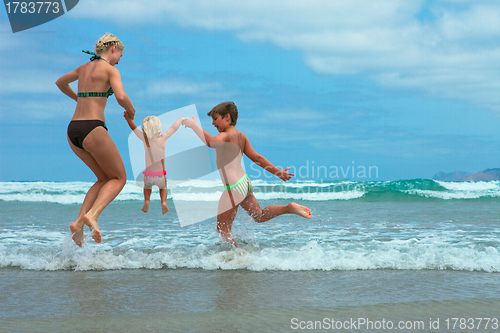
82, 50, 103, 61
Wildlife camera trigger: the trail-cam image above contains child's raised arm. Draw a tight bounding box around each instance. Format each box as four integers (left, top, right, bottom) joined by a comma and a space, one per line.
160, 117, 185, 141
124, 111, 146, 142
123, 111, 137, 130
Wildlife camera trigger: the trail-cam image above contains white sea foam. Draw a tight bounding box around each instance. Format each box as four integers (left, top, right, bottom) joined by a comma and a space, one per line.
437, 180, 499, 191
1, 180, 499, 204
406, 189, 500, 200
409, 181, 500, 199
2, 219, 500, 272
0, 180, 366, 203
2, 235, 500, 272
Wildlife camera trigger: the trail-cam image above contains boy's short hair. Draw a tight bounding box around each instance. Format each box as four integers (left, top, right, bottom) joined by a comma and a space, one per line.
208, 101, 238, 126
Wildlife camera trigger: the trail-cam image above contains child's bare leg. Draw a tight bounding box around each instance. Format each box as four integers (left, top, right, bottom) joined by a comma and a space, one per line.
160, 188, 169, 214
142, 188, 152, 213
241, 194, 312, 223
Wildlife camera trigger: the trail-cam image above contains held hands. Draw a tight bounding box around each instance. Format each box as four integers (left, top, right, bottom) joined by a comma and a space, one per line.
276, 167, 295, 181
182, 116, 196, 129
123, 110, 134, 120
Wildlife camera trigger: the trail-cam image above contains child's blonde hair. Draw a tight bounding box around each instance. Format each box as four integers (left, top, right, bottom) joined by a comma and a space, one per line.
95, 34, 124, 54
142, 116, 162, 141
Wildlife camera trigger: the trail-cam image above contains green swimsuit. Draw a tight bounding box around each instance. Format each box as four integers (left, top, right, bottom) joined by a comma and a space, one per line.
225, 174, 253, 198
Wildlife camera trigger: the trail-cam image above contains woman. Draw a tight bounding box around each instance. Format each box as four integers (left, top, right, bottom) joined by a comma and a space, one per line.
56, 34, 136, 246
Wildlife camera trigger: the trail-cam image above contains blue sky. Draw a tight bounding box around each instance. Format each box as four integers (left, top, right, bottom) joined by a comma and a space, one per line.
1, 0, 499, 182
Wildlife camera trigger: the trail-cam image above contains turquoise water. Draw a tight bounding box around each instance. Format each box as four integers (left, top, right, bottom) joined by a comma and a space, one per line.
1, 179, 500, 271
1, 179, 500, 332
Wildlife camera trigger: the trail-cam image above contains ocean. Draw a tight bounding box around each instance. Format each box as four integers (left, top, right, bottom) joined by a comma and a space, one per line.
1, 179, 500, 332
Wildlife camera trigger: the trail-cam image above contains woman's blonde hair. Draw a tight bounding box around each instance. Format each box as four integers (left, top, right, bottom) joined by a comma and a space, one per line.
95, 34, 124, 54
142, 116, 162, 140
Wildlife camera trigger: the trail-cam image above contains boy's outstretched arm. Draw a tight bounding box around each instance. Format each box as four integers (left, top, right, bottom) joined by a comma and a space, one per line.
161, 117, 185, 141
182, 116, 227, 147
242, 134, 294, 181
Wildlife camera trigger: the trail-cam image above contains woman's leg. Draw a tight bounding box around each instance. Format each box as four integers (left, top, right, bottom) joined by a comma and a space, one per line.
78, 126, 126, 243
68, 137, 110, 246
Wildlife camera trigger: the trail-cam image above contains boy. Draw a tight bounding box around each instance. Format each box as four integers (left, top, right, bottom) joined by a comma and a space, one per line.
183, 101, 311, 246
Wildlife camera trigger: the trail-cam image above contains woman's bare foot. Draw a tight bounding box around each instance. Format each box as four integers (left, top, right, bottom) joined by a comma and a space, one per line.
161, 203, 169, 215
288, 202, 312, 218
141, 201, 150, 213
69, 221, 84, 247
82, 213, 102, 243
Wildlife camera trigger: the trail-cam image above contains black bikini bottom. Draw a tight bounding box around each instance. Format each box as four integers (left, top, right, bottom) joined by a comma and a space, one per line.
67, 120, 108, 149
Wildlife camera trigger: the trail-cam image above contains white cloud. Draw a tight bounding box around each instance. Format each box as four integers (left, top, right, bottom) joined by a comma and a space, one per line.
0, 68, 59, 94
27, 1, 500, 112
71, 1, 499, 112
140, 77, 237, 104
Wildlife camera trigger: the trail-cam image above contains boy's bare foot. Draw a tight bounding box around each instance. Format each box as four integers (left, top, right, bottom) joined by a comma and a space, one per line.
162, 203, 169, 215
219, 231, 237, 247
225, 236, 237, 247
82, 213, 102, 243
69, 221, 84, 247
141, 201, 150, 213
288, 202, 312, 219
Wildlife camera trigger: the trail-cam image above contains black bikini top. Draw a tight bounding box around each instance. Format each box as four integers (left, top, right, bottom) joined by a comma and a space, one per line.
78, 50, 114, 98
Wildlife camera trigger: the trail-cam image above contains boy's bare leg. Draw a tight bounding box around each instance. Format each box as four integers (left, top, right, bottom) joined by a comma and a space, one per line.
217, 190, 240, 246
142, 188, 152, 213
217, 206, 238, 247
241, 194, 312, 223
160, 188, 169, 214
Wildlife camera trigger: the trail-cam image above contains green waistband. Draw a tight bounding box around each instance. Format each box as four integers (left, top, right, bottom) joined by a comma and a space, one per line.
225, 174, 249, 190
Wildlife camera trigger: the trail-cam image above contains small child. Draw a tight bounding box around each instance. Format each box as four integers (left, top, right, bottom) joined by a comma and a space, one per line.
124, 112, 184, 214
182, 101, 312, 246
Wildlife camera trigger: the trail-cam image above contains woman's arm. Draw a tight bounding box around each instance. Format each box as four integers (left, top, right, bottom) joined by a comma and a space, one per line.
123, 111, 137, 130
55, 67, 80, 102
109, 67, 135, 119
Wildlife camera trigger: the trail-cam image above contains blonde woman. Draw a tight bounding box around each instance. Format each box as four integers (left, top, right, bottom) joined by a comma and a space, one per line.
124, 113, 184, 214
56, 34, 136, 246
